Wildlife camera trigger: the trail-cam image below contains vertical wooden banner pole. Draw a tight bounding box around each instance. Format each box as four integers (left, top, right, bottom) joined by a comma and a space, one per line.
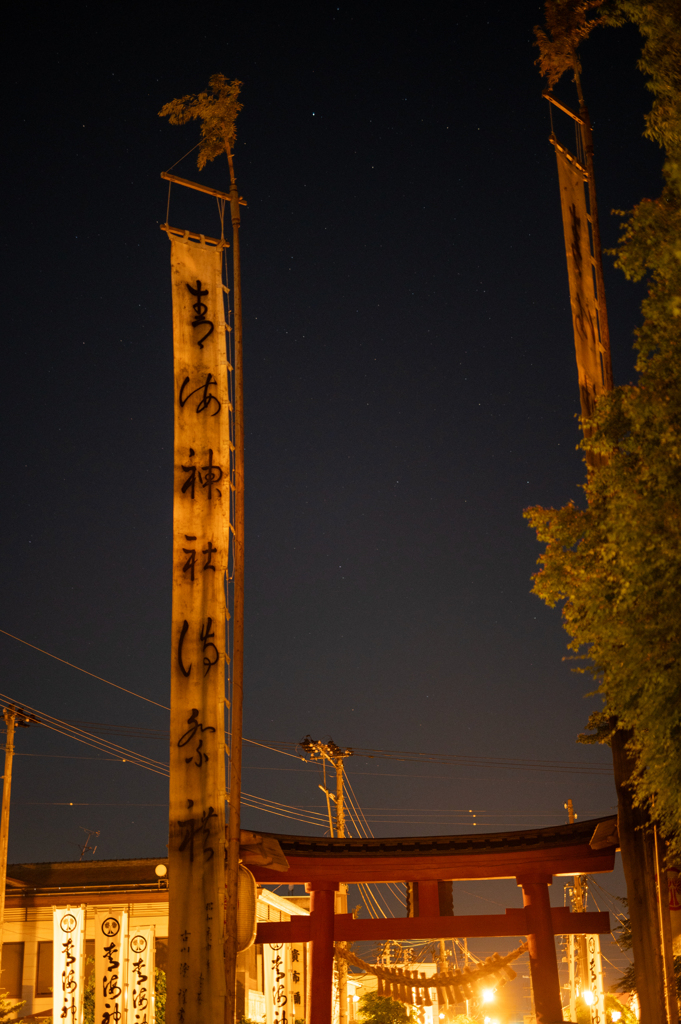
167, 227, 230, 1024
224, 140, 245, 1024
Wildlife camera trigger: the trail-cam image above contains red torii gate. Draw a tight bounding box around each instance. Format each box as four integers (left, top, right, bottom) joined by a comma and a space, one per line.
247, 815, 618, 1024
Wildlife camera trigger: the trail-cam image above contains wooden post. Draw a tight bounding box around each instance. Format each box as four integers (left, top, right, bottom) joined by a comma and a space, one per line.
306, 882, 338, 1024
655, 831, 680, 1024
0, 708, 16, 982
224, 140, 245, 1024
518, 874, 563, 1024
417, 881, 441, 918
611, 729, 667, 1024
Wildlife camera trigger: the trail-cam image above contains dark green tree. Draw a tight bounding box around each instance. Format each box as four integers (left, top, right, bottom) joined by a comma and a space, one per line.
357, 991, 414, 1024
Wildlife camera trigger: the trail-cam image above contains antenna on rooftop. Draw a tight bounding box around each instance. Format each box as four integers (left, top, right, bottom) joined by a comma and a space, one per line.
77, 827, 100, 860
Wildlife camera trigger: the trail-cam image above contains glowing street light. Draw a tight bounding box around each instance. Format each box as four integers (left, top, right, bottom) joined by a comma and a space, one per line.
482, 988, 496, 1004
583, 991, 595, 1006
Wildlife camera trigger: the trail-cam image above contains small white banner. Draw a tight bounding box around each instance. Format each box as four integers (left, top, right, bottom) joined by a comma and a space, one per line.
53, 906, 86, 1024
129, 926, 156, 1024
94, 910, 129, 1024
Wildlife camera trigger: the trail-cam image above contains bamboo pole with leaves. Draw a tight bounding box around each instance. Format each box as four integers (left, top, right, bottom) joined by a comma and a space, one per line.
535, 0, 612, 390
532, 8, 676, 1023
160, 75, 244, 1024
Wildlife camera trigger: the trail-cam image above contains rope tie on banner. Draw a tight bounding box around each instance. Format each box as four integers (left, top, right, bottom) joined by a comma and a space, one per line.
337, 942, 527, 1009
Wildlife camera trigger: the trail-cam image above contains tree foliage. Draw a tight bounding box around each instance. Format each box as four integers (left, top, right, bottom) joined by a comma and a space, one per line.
0, 990, 25, 1023
357, 991, 415, 1024
524, 0, 681, 857
613, 903, 681, 998
534, 0, 606, 88
159, 74, 242, 169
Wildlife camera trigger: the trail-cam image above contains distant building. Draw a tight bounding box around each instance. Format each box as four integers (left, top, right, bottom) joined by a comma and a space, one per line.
2, 857, 353, 1023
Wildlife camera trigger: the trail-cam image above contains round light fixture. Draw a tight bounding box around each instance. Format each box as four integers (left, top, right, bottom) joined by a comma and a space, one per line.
155, 864, 168, 877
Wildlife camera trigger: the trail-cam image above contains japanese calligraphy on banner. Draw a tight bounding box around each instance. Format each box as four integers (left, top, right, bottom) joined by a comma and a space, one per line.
289, 944, 306, 1020
94, 910, 128, 1024
167, 229, 230, 1024
53, 906, 86, 1024
264, 944, 291, 1024
554, 146, 608, 420
129, 926, 156, 1024
585, 934, 605, 1024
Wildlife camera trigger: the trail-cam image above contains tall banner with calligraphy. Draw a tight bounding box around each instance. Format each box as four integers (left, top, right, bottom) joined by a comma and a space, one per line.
129, 925, 156, 1024
554, 146, 608, 421
585, 934, 605, 1024
167, 229, 231, 1024
264, 943, 292, 1024
94, 909, 129, 1024
53, 906, 86, 1024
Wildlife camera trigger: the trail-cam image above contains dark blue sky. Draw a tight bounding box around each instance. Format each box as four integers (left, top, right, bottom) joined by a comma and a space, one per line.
2, 0, 660, 990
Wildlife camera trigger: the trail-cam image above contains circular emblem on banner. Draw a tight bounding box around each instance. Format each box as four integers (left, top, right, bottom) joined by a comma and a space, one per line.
101, 917, 120, 937
60, 914, 78, 933
130, 935, 147, 953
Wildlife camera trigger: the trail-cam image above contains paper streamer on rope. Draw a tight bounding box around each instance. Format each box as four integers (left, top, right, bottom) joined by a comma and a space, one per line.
53, 906, 86, 1024
338, 942, 527, 1008
166, 227, 232, 1024
553, 144, 608, 421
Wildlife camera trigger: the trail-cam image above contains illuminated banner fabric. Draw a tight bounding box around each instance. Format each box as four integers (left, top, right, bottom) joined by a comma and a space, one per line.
264, 943, 291, 1024
585, 934, 605, 1024
167, 230, 230, 1024
128, 926, 156, 1024
53, 906, 86, 1024
555, 147, 607, 419
94, 910, 128, 1024
289, 943, 306, 1021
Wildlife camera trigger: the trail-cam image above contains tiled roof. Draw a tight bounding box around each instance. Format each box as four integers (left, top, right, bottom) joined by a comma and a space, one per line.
256, 815, 617, 859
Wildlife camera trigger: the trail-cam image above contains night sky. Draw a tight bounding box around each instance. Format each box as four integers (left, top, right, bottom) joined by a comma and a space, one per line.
3, 0, 663, 1002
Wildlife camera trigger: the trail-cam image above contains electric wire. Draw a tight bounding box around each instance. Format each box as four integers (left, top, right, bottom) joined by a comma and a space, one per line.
0, 629, 170, 710
0, 629, 611, 776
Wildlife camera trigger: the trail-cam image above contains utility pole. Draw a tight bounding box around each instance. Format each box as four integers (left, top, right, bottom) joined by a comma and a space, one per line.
565, 800, 588, 1016
0, 707, 33, 981
300, 737, 353, 1024
0, 707, 16, 983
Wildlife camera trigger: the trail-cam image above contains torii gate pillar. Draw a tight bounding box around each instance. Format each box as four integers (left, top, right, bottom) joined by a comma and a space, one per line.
306, 881, 338, 1024
518, 874, 563, 1024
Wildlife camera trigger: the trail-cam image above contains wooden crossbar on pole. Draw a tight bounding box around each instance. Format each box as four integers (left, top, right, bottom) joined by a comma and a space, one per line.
161, 172, 247, 205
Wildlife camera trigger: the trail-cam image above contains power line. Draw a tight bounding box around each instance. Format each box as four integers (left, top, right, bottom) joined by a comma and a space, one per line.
0, 629, 611, 776
0, 630, 170, 710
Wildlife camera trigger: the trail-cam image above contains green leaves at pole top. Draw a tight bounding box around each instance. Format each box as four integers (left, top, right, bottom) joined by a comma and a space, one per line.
534, 0, 606, 88
159, 74, 243, 168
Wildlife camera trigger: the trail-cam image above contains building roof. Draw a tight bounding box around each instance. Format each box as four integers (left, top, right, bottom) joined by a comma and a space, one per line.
7, 857, 168, 889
